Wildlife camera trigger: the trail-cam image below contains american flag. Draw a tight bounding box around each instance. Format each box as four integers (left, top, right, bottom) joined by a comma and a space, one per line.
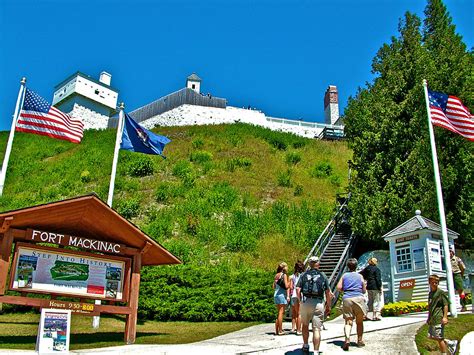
428, 90, 474, 141
16, 88, 84, 143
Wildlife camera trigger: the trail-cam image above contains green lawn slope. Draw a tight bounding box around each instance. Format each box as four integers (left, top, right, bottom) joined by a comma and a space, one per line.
0, 123, 351, 322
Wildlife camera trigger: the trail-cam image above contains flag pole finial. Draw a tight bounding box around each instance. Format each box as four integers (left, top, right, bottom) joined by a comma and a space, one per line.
422, 79, 427, 87
20, 77, 26, 85
119, 102, 125, 110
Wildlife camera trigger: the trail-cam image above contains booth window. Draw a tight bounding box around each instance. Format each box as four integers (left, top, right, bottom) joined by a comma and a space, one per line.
396, 245, 412, 273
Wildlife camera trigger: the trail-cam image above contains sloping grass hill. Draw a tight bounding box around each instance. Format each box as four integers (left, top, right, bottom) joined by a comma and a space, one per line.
0, 123, 351, 321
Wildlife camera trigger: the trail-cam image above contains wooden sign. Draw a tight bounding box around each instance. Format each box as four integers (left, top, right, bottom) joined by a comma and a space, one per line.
27, 229, 124, 254
399, 279, 416, 289
396, 234, 419, 243
10, 243, 130, 301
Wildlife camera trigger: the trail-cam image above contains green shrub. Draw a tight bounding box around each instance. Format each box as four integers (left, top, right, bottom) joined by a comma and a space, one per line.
286, 151, 301, 165
294, 184, 303, 196
80, 170, 91, 183
138, 265, 275, 322
277, 169, 292, 187
382, 301, 428, 316
116, 198, 141, 219
329, 174, 342, 186
207, 182, 239, 209
172, 160, 195, 187
310, 161, 333, 178
192, 137, 204, 149
127, 156, 154, 177
172, 160, 193, 179
190, 150, 213, 164
268, 136, 287, 150
155, 183, 172, 203
226, 157, 252, 172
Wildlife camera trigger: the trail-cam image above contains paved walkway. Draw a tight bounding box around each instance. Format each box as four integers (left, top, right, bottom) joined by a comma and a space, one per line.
2, 312, 427, 355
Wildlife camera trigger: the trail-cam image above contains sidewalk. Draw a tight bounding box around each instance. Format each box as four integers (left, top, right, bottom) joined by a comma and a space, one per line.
1, 312, 427, 355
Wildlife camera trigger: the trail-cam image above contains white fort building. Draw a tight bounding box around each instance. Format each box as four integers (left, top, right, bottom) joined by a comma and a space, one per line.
52, 71, 344, 139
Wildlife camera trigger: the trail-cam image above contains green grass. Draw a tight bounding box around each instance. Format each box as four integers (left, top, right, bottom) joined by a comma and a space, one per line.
0, 124, 351, 269
0, 313, 258, 350
415, 314, 474, 354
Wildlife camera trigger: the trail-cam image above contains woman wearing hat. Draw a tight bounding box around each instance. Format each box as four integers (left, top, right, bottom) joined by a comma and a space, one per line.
360, 257, 383, 321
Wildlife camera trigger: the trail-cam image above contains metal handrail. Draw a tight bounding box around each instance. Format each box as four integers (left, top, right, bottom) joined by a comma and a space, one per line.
328, 232, 357, 291
304, 194, 351, 264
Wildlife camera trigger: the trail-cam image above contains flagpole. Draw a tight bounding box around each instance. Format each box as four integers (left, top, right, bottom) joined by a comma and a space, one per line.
0, 77, 27, 196
107, 102, 125, 208
422, 79, 457, 318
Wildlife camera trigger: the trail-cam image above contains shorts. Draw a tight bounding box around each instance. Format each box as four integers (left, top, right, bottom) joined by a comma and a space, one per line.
274, 293, 287, 305
428, 324, 445, 339
300, 298, 324, 330
342, 296, 367, 320
291, 297, 300, 306
453, 273, 463, 291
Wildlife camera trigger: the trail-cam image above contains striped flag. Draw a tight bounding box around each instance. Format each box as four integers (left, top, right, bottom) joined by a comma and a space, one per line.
17, 88, 84, 143
428, 90, 474, 141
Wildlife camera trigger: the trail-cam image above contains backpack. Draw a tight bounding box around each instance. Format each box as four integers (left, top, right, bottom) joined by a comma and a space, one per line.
301, 270, 326, 297
276, 273, 287, 289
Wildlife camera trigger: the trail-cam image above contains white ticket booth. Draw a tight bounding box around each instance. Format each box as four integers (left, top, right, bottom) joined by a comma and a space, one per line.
382, 210, 459, 305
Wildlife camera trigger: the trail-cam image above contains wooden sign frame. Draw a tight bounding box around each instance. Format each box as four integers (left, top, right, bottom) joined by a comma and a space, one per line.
0, 195, 181, 345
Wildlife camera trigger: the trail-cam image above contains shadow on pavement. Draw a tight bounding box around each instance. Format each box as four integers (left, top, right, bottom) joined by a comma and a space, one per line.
284, 347, 305, 354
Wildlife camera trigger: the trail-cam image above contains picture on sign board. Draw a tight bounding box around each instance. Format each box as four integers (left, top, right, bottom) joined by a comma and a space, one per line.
36, 309, 71, 353
11, 244, 129, 301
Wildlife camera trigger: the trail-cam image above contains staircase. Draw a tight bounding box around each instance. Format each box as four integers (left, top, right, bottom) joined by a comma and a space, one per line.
304, 193, 357, 302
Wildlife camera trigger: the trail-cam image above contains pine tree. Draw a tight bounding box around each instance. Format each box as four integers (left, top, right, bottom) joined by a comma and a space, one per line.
422, 0, 473, 247
344, 2, 473, 247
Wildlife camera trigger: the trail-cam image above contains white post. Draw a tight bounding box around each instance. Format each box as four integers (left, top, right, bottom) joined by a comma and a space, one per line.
107, 103, 125, 208
97, 103, 124, 329
0, 77, 26, 196
422, 79, 457, 317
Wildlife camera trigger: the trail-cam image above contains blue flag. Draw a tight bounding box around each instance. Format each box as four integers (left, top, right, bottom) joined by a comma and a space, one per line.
120, 113, 171, 156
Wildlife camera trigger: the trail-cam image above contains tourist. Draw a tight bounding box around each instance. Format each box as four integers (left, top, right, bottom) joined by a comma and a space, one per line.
450, 247, 467, 312
360, 257, 383, 320
289, 261, 304, 334
426, 274, 458, 355
273, 262, 290, 335
337, 258, 367, 351
296, 256, 332, 355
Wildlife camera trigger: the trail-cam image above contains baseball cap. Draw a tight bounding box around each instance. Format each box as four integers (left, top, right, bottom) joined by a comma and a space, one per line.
308, 256, 319, 263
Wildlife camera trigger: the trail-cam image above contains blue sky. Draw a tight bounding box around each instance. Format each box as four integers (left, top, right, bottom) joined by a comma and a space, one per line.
0, 0, 472, 131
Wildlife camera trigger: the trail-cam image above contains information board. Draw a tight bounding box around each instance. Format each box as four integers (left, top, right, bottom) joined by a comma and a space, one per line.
36, 309, 71, 353
10, 244, 128, 301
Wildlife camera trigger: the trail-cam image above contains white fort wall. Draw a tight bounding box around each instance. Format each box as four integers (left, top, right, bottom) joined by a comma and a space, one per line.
139, 105, 327, 138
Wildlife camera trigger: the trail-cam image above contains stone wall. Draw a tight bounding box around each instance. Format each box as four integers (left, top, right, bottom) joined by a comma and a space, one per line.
139, 104, 325, 138
70, 103, 109, 130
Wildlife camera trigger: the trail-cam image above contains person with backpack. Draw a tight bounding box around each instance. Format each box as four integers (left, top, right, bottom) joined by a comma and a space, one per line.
273, 261, 290, 335
296, 256, 332, 355
360, 257, 383, 320
289, 261, 304, 334
337, 258, 368, 351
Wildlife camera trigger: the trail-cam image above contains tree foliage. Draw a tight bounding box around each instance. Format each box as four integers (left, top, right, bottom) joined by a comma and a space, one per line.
345, 0, 473, 247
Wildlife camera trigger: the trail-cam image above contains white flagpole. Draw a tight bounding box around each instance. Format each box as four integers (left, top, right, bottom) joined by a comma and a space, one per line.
0, 77, 26, 196
107, 102, 125, 208
422, 79, 457, 317
94, 103, 124, 329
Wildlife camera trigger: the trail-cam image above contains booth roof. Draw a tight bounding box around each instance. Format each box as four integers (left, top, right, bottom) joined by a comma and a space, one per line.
0, 194, 181, 266
382, 213, 459, 240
